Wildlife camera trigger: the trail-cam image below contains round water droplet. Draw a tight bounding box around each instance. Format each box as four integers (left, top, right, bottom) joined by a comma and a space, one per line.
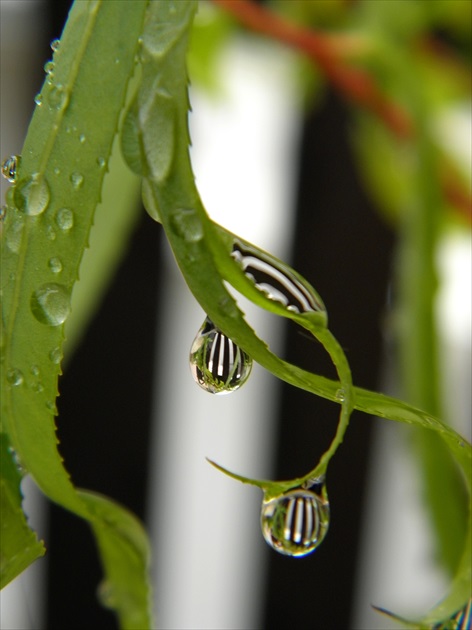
1, 155, 21, 183
79, 134, 86, 144
6, 368, 24, 386
97, 581, 117, 610
30, 365, 40, 377
43, 60, 54, 75
96, 156, 106, 169
34, 93, 43, 106
261, 488, 330, 557
55, 208, 74, 231
49, 346, 62, 364
50, 38, 60, 52
48, 257, 63, 274
32, 382, 44, 393
14, 175, 50, 216
48, 84, 68, 111
70, 171, 84, 190
335, 388, 345, 402
46, 225, 57, 241
30, 283, 71, 326
189, 317, 252, 394
171, 208, 204, 243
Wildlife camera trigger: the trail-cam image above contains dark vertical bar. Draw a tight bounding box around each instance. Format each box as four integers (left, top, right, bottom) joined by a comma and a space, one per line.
263, 90, 395, 629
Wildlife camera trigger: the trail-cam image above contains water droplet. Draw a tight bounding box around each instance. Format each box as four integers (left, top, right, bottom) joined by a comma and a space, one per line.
5, 217, 24, 253
1, 155, 21, 183
335, 388, 345, 402
30, 365, 40, 377
6, 368, 24, 386
54, 167, 61, 176
170, 208, 204, 243
14, 175, 50, 216
30, 283, 71, 326
50, 38, 60, 52
70, 171, 84, 190
79, 134, 86, 144
48, 257, 62, 274
48, 84, 68, 111
43, 60, 55, 75
34, 93, 43, 106
55, 208, 74, 231
189, 317, 252, 394
32, 382, 44, 393
0, 205, 6, 221
49, 346, 62, 364
46, 225, 57, 241
96, 156, 106, 169
97, 581, 117, 610
261, 488, 330, 557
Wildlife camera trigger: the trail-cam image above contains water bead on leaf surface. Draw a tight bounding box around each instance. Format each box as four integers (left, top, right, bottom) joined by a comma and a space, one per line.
1, 155, 21, 183
261, 487, 330, 557
30, 283, 71, 326
189, 317, 252, 394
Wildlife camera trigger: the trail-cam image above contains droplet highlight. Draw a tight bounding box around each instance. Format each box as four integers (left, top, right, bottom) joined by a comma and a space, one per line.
170, 208, 204, 243
49, 346, 62, 364
34, 93, 43, 106
189, 317, 252, 394
1, 155, 21, 183
30, 283, 71, 326
48, 84, 68, 111
261, 487, 330, 557
50, 38, 60, 52
55, 208, 74, 231
14, 175, 50, 216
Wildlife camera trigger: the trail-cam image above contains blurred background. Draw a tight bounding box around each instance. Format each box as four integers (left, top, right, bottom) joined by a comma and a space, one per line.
1, 1, 470, 628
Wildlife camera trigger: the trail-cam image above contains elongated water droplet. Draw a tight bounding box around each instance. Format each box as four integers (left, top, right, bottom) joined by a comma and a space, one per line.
1, 155, 21, 183
48, 84, 68, 110
70, 171, 84, 190
171, 208, 204, 243
30, 283, 71, 326
335, 388, 345, 402
189, 317, 252, 394
48, 257, 62, 274
0, 205, 6, 221
6, 368, 24, 386
55, 208, 74, 231
30, 365, 40, 377
49, 346, 62, 364
14, 175, 50, 216
5, 217, 24, 253
261, 487, 330, 557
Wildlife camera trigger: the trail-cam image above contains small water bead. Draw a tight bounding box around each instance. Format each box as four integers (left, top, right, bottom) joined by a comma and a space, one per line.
14, 175, 50, 216
0, 205, 6, 221
79, 134, 86, 144
30, 283, 71, 326
50, 38, 60, 52
70, 171, 84, 190
49, 346, 62, 364
189, 317, 252, 394
34, 93, 43, 106
170, 208, 204, 243
335, 388, 346, 402
96, 156, 106, 169
30, 365, 40, 377
48, 257, 63, 274
44, 60, 55, 75
6, 368, 24, 386
261, 488, 330, 557
1, 155, 21, 183
48, 84, 68, 111
5, 218, 25, 253
55, 208, 74, 231
46, 225, 57, 241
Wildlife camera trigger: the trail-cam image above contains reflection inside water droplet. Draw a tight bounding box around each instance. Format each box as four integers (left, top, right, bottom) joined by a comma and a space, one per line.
31, 283, 71, 326
261, 487, 329, 557
1, 155, 21, 183
14, 175, 50, 216
189, 317, 252, 394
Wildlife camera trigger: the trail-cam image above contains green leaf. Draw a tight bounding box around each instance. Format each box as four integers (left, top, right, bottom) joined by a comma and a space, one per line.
0, 433, 45, 589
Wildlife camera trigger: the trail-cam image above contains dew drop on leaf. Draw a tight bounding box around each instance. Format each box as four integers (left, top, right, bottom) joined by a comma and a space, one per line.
30, 283, 71, 326
261, 487, 330, 557
48, 84, 68, 111
70, 171, 84, 190
189, 317, 252, 394
14, 175, 50, 216
50, 38, 60, 52
34, 93, 43, 106
335, 388, 345, 402
6, 368, 24, 387
48, 257, 63, 274
96, 156, 106, 169
1, 155, 21, 183
0, 205, 6, 221
170, 208, 204, 243
55, 208, 74, 231
49, 346, 62, 364
30, 365, 40, 377
5, 218, 24, 253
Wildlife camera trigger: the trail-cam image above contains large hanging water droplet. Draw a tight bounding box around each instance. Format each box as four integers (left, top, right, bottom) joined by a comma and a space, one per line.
189, 317, 252, 394
30, 283, 71, 326
14, 175, 50, 216
261, 487, 330, 557
1, 155, 21, 183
